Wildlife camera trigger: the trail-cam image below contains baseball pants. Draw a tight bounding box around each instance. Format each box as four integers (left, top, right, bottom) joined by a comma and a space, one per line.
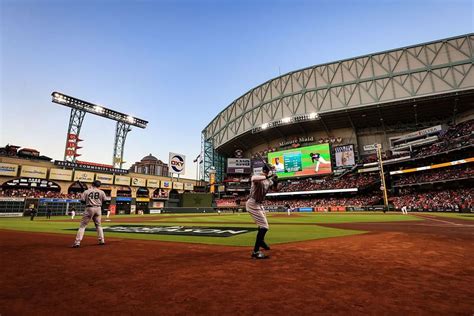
74, 207, 104, 245
246, 198, 269, 229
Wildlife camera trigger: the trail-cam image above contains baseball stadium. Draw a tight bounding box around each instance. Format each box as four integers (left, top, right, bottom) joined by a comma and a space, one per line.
1, 34, 473, 314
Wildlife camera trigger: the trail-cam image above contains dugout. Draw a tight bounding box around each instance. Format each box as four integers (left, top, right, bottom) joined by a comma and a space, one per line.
37, 198, 85, 216
115, 197, 132, 214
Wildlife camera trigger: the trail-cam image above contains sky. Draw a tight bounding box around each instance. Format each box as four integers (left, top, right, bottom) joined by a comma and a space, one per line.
1, 0, 472, 180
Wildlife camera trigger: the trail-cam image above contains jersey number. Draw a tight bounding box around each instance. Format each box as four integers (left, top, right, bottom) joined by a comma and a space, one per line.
88, 192, 100, 199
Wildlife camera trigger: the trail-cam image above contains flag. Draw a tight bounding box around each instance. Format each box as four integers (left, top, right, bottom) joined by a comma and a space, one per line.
193, 154, 201, 163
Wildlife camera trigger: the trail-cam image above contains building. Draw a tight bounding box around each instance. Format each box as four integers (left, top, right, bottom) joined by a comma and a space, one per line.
129, 154, 169, 176
201, 33, 474, 182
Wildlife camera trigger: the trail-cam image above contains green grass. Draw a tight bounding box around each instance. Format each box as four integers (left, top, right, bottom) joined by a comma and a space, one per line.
0, 212, 421, 246
152, 212, 421, 224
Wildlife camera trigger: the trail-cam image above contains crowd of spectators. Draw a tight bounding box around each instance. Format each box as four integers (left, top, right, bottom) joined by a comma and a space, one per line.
216, 192, 383, 208
412, 120, 473, 158
391, 188, 473, 210
262, 194, 382, 208
277, 173, 378, 192
0, 188, 82, 199
361, 152, 408, 164
216, 197, 240, 207
393, 165, 474, 186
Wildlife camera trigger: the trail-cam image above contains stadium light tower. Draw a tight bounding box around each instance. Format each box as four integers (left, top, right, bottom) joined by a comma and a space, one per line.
51, 92, 148, 168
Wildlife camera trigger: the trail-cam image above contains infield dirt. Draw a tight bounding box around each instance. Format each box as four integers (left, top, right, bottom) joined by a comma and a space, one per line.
1, 215, 473, 315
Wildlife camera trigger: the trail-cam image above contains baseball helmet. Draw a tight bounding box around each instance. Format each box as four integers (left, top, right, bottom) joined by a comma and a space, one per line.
92, 180, 101, 187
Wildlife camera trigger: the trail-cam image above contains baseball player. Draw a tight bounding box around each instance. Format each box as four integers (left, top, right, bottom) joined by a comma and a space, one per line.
401, 205, 408, 215
72, 180, 107, 248
246, 165, 278, 259
310, 152, 330, 172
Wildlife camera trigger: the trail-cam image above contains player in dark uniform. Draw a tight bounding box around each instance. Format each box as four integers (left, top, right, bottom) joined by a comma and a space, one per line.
310, 152, 330, 172
30, 208, 37, 221
246, 165, 278, 259
72, 180, 107, 248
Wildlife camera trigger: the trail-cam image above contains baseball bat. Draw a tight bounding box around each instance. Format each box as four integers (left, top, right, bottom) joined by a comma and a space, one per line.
255, 153, 279, 190
255, 152, 273, 172
77, 180, 86, 191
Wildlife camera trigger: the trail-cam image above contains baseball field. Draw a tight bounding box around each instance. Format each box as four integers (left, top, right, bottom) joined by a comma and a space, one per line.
1, 212, 473, 314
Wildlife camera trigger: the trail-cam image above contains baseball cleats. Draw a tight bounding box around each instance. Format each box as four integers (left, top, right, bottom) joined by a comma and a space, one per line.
251, 251, 269, 259
261, 243, 271, 251
72, 244, 80, 248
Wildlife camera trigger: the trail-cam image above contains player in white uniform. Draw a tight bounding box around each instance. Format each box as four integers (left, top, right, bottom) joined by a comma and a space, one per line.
246, 165, 278, 259
72, 181, 107, 248
401, 205, 408, 215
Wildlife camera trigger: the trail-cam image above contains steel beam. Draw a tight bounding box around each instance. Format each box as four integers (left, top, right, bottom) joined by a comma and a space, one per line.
113, 122, 131, 168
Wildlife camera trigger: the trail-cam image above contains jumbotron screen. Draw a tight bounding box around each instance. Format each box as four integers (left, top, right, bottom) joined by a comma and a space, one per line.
267, 144, 332, 178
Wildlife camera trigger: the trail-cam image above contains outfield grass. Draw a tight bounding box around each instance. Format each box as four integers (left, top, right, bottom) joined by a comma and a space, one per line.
159, 212, 421, 224
0, 212, 421, 247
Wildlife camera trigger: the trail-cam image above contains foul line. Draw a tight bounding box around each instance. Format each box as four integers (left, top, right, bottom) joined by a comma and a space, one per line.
414, 215, 474, 227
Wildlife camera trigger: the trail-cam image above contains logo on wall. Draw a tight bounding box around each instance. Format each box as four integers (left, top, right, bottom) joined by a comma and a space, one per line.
81, 225, 258, 237
234, 149, 243, 158
169, 153, 186, 175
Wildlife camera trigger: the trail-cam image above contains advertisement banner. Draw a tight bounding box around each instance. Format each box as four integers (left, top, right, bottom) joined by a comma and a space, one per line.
49, 168, 73, 181
0, 212, 24, 217
169, 152, 186, 175
390, 157, 474, 175
173, 182, 184, 190
0, 163, 18, 177
115, 175, 131, 186
363, 144, 381, 152
210, 172, 216, 193
54, 160, 128, 174
73, 171, 94, 182
5, 178, 59, 189
0, 197, 25, 202
151, 201, 164, 208
95, 173, 114, 184
251, 159, 265, 175
136, 197, 150, 202
20, 165, 47, 179
184, 183, 194, 191
160, 180, 172, 189
335, 144, 355, 167
227, 158, 251, 174
267, 144, 332, 179
147, 179, 160, 188
131, 177, 146, 187
393, 125, 443, 142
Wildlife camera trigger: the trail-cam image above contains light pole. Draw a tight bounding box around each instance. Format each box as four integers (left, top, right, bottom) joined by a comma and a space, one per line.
376, 143, 389, 211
